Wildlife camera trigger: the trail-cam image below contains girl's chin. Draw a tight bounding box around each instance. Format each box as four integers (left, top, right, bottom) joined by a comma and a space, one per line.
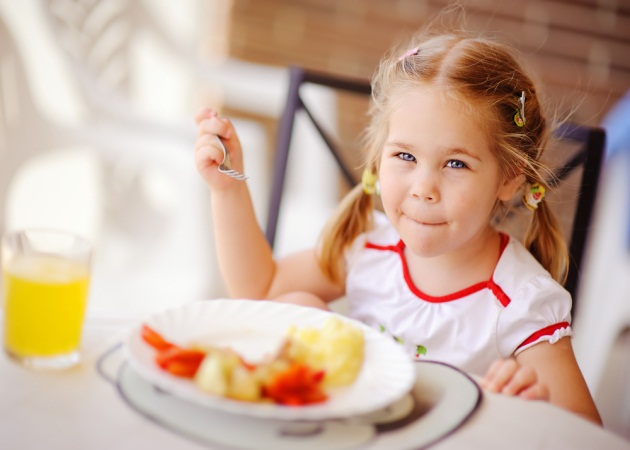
401, 236, 450, 258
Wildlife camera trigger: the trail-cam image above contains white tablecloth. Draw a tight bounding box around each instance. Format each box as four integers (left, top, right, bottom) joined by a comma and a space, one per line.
1, 311, 629, 450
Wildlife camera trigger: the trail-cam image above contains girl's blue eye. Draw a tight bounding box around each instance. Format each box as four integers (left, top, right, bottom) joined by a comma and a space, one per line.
446, 159, 467, 169
397, 152, 415, 162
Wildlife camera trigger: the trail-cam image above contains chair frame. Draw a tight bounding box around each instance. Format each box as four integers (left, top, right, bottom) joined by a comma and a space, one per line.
266, 66, 605, 314
266, 66, 370, 247
551, 122, 605, 305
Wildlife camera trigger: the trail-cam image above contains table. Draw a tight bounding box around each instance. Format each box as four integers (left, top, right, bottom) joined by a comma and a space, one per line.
1, 311, 629, 450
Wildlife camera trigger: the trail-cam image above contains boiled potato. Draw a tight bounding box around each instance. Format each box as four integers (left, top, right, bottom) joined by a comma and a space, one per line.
286, 317, 364, 387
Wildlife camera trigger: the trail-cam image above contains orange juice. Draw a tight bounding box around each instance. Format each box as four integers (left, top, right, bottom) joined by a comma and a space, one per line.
3, 254, 90, 358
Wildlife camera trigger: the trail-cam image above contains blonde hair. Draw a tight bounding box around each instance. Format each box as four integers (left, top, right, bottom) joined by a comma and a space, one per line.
318, 29, 568, 286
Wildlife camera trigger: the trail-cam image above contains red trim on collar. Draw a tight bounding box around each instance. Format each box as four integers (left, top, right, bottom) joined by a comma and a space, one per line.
365, 241, 402, 252
517, 322, 570, 349
487, 279, 511, 307
364, 232, 512, 304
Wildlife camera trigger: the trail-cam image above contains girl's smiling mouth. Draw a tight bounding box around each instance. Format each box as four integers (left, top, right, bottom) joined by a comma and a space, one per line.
404, 215, 448, 226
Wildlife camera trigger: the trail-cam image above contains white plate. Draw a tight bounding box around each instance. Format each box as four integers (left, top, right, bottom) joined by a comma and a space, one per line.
123, 299, 415, 421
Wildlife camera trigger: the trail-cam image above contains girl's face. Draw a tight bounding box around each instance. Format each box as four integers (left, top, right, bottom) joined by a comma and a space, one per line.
379, 85, 521, 260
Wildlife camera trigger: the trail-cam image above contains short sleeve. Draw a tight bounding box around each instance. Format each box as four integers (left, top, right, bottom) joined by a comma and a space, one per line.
496, 275, 573, 357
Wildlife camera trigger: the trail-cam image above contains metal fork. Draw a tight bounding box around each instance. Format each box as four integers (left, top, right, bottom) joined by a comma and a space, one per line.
216, 136, 248, 181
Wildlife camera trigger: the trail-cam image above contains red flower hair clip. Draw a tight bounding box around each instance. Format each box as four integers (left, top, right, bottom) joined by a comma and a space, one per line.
523, 183, 545, 210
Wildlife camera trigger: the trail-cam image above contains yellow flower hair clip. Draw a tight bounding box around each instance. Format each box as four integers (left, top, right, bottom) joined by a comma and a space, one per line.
361, 169, 380, 196
523, 183, 545, 210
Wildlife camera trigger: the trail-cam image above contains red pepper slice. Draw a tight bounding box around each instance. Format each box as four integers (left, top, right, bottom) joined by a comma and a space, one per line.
155, 346, 206, 378
141, 324, 206, 378
141, 324, 174, 351
164, 360, 203, 378
264, 363, 328, 406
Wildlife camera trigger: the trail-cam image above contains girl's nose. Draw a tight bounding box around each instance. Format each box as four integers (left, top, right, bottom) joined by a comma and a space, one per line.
410, 170, 440, 202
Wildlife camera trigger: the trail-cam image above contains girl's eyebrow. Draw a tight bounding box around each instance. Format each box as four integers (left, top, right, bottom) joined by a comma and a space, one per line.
449, 148, 482, 162
384, 140, 415, 152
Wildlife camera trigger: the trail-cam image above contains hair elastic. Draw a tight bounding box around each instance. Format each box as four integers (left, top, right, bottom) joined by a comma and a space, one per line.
514, 91, 526, 127
523, 183, 545, 210
362, 169, 380, 195
398, 46, 419, 62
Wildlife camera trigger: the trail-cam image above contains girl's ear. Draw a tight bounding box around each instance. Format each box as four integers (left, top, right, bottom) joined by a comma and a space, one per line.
498, 173, 525, 201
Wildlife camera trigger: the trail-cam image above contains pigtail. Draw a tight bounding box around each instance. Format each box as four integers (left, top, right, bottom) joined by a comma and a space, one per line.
317, 184, 374, 286
316, 45, 390, 286
524, 194, 569, 284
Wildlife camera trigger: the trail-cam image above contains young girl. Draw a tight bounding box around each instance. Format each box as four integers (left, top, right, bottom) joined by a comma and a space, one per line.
194, 31, 601, 423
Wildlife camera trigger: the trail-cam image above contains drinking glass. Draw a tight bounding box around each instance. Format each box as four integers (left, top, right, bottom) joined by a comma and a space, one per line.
2, 229, 92, 369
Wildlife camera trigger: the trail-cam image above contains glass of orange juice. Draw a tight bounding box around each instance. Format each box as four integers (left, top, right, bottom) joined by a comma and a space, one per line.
2, 229, 92, 369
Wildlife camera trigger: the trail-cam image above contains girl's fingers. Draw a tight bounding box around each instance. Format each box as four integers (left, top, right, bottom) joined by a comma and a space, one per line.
519, 382, 550, 401
194, 132, 212, 148
195, 108, 231, 140
194, 144, 216, 162
480, 358, 549, 401
480, 359, 504, 387
194, 145, 214, 168
480, 358, 519, 393
197, 116, 233, 139
195, 137, 226, 166
194, 107, 217, 126
499, 364, 537, 396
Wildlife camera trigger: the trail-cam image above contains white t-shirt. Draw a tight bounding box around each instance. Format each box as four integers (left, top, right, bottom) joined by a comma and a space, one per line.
345, 212, 572, 376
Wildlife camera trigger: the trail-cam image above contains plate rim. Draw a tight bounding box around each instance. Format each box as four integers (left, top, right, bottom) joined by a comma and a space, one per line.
408, 360, 483, 449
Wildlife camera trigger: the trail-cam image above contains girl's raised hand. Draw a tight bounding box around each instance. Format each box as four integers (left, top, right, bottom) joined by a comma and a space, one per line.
479, 358, 550, 401
194, 108, 245, 190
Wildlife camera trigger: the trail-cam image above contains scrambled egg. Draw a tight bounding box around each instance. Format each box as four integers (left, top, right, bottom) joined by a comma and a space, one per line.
286, 316, 364, 387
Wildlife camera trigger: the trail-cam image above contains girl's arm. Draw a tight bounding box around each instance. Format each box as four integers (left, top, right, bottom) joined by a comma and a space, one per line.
481, 338, 602, 424
194, 109, 343, 302
516, 338, 601, 424
195, 109, 272, 298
